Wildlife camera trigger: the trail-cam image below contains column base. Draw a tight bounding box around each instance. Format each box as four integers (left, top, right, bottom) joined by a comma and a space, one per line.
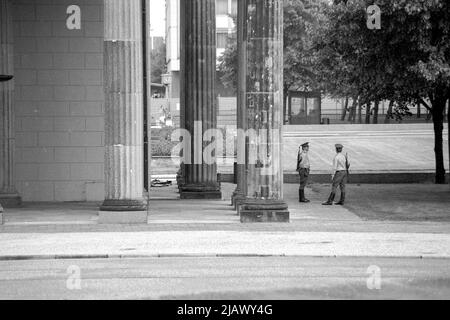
180, 185, 222, 200
100, 199, 148, 212
239, 200, 290, 223
0, 193, 22, 208
180, 190, 222, 200
99, 199, 148, 224
231, 192, 246, 211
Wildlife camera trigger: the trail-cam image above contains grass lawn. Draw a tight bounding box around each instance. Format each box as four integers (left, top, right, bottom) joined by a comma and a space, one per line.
312, 184, 450, 222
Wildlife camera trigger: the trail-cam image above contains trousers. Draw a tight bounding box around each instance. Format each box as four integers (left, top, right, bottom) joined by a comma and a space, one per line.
299, 168, 310, 190
332, 171, 347, 194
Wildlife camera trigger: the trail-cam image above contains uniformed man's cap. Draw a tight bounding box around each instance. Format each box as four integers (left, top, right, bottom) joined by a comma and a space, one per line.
0, 75, 13, 82
301, 142, 309, 148
335, 144, 344, 149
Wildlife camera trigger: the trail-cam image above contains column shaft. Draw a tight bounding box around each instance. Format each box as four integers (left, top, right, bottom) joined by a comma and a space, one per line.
0, 0, 21, 210
101, 0, 147, 212
239, 0, 289, 222
179, 0, 221, 199
232, 0, 248, 209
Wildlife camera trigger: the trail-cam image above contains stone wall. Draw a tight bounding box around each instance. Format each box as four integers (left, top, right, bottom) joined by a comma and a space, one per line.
12, 0, 105, 201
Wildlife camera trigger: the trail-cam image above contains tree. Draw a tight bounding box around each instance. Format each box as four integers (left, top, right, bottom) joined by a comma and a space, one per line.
373, 101, 379, 124
217, 41, 238, 91
384, 101, 394, 124
314, 0, 450, 184
283, 0, 326, 93
151, 40, 167, 84
340, 97, 349, 121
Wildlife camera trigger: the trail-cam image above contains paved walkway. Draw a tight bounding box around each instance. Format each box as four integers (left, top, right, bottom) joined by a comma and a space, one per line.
1, 183, 450, 260
2, 184, 449, 233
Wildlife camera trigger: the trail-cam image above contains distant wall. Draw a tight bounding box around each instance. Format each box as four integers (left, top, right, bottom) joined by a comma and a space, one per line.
13, 0, 105, 201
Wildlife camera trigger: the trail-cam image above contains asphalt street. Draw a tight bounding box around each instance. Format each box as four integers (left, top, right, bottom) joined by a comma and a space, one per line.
0, 257, 449, 300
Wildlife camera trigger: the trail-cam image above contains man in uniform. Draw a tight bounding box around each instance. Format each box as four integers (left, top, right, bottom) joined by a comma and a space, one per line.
322, 144, 349, 206
297, 142, 311, 203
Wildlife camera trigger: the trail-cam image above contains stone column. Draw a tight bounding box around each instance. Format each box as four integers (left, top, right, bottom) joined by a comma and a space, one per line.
100, 0, 147, 223
231, 0, 248, 210
179, 0, 221, 199
0, 0, 21, 217
144, 0, 152, 193
238, 0, 289, 222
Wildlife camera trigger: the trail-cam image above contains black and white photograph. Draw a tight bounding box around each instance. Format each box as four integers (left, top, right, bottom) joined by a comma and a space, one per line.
0, 0, 449, 306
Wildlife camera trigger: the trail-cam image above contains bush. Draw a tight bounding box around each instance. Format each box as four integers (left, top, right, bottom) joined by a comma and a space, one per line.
152, 140, 177, 157
151, 126, 238, 157
151, 127, 177, 157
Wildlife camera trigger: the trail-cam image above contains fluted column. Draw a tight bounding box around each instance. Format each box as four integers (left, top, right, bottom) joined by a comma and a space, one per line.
0, 0, 21, 215
239, 0, 289, 222
100, 0, 147, 218
231, 0, 248, 209
179, 0, 222, 199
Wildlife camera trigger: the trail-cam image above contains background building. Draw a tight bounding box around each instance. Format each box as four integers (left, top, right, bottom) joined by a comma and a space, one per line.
164, 0, 236, 99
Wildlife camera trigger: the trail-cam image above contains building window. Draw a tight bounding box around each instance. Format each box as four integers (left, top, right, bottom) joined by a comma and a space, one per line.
217, 32, 229, 49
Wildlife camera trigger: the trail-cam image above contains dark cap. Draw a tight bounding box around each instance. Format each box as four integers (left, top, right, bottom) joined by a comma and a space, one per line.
301, 142, 310, 148
335, 144, 344, 149
0, 75, 13, 82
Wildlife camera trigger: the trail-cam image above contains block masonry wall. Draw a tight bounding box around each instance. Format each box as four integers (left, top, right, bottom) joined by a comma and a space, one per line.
13, 0, 105, 201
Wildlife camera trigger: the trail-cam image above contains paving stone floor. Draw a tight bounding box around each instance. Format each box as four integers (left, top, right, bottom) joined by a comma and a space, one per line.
1, 183, 449, 235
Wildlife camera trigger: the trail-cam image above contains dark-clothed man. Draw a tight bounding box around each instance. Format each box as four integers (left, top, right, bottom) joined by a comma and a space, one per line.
297, 142, 311, 203
323, 144, 349, 206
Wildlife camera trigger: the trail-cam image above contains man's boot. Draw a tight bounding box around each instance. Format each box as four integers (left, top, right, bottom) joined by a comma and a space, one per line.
322, 192, 335, 205
300, 190, 310, 203
335, 192, 345, 205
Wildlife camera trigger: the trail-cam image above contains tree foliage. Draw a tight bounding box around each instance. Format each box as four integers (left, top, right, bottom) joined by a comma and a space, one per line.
217, 0, 326, 93
217, 41, 238, 91
151, 40, 167, 84
283, 0, 326, 92
314, 0, 450, 183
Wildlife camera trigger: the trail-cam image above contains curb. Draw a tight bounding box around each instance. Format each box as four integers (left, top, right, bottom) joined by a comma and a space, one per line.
0, 254, 286, 261
0, 253, 448, 262
218, 172, 450, 184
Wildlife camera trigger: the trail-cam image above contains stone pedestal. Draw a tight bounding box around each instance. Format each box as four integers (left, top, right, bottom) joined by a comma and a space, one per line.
0, 194, 21, 207
179, 0, 221, 200
240, 200, 289, 223
238, 0, 289, 223
0, 0, 21, 209
100, 0, 148, 223
232, 192, 246, 210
